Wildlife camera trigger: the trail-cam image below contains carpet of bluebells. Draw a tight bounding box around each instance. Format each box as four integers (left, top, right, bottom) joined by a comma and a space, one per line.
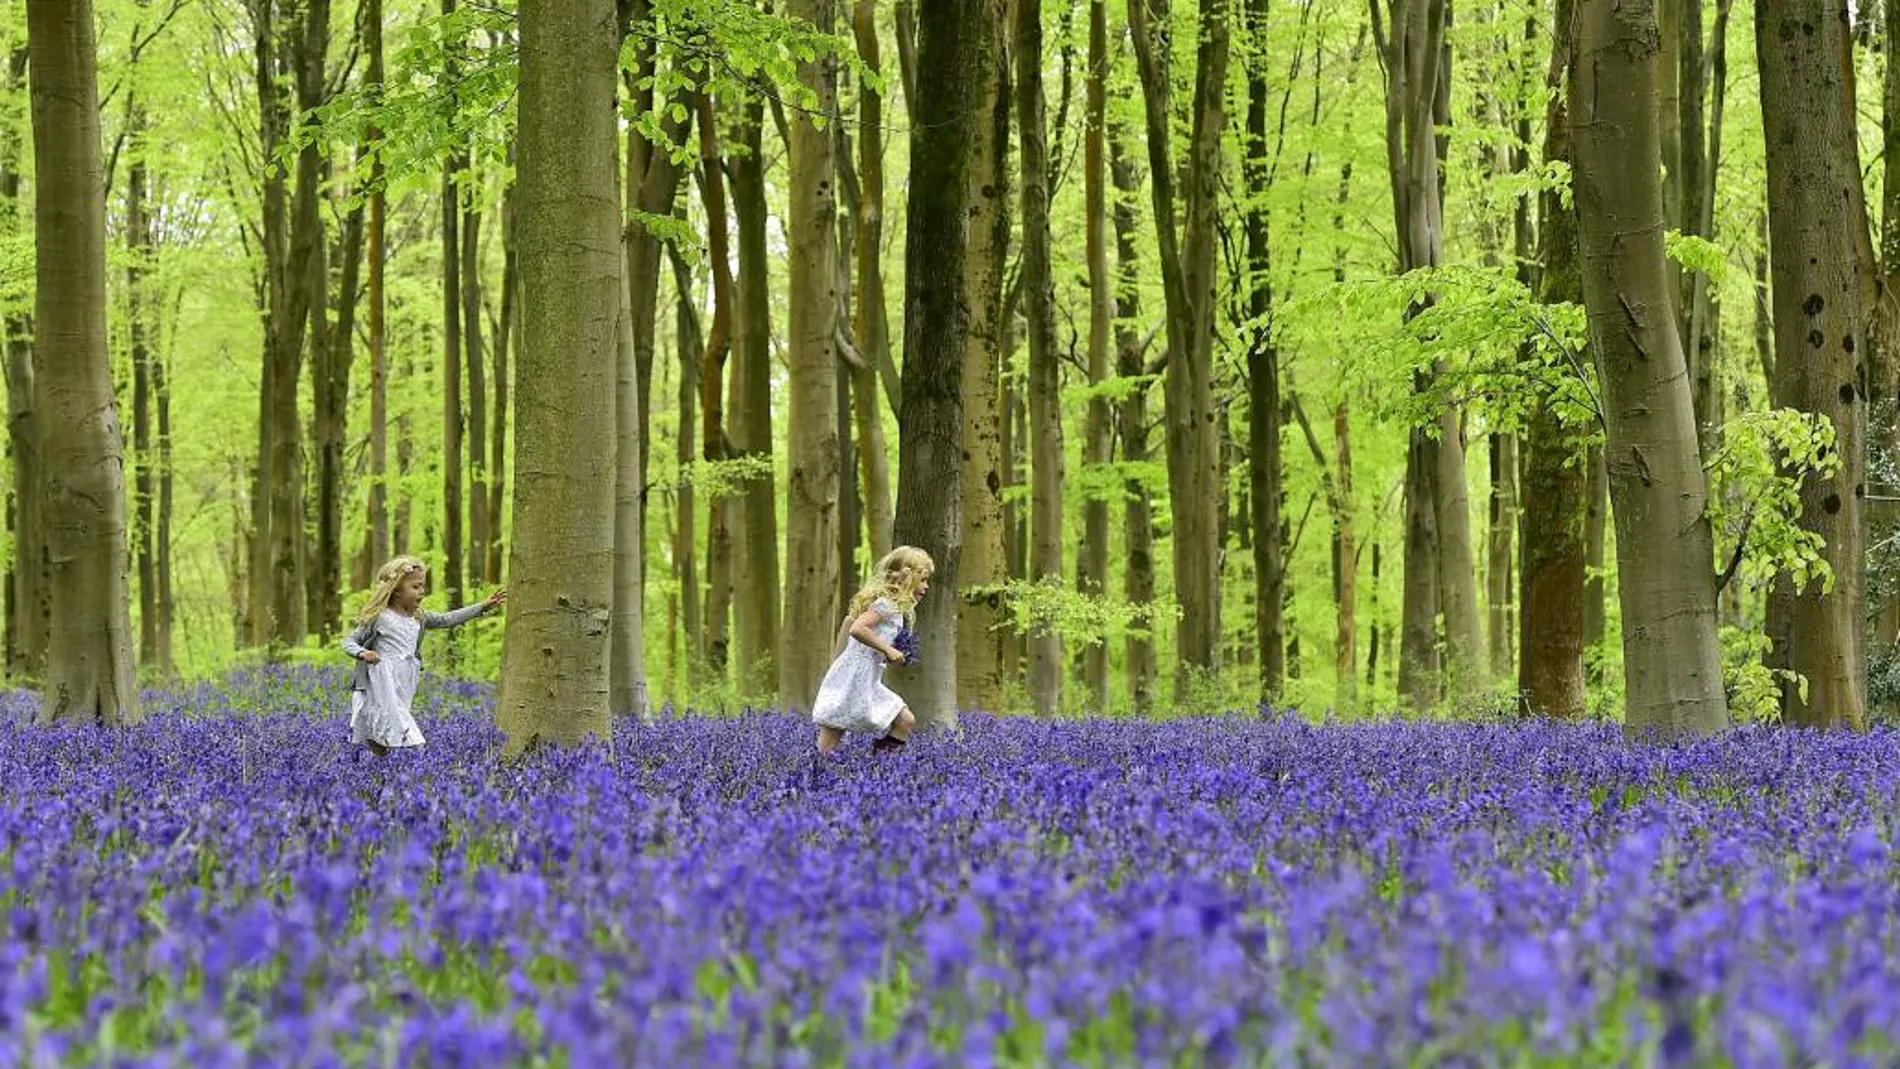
6, 668, 1900, 1067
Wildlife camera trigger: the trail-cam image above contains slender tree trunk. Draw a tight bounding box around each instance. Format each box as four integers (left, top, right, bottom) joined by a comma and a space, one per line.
1519, 0, 1588, 719
247, 0, 281, 648
1757, 0, 1871, 730
1129, 0, 1230, 700
365, 0, 389, 581
695, 96, 735, 682
1397, 434, 1441, 706
668, 245, 702, 687
955, 3, 1009, 715
730, 103, 779, 698
0, 47, 41, 681
1380, 0, 1483, 703
1877, 0, 1900, 651
611, 225, 649, 719
155, 307, 174, 678
1243, 0, 1284, 705
891, 0, 990, 731
126, 99, 157, 671
26, 0, 139, 723
317, 168, 364, 638
1487, 433, 1515, 679
1076, 0, 1114, 714
778, 0, 843, 712
850, 0, 894, 559
1582, 444, 1607, 659
442, 164, 465, 623
464, 203, 489, 596
490, 174, 516, 583
1110, 127, 1156, 716
498, 0, 621, 753
1018, 0, 1064, 717
1573, 0, 1728, 738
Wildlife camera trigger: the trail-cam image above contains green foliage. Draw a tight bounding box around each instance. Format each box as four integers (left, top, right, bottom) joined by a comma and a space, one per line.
1722, 625, 1792, 725
1705, 407, 1839, 594
965, 576, 1165, 652
1664, 231, 1729, 283
676, 454, 775, 499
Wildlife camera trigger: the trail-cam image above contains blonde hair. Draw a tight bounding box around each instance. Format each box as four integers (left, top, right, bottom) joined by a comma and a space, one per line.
354, 555, 428, 625
846, 545, 935, 621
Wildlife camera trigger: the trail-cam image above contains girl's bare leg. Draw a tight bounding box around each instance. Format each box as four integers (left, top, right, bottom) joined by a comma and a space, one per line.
366, 739, 389, 758
816, 726, 845, 753
874, 708, 916, 752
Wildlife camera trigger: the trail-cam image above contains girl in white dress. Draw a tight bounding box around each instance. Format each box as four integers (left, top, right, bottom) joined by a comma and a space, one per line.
810, 546, 933, 754
342, 555, 506, 755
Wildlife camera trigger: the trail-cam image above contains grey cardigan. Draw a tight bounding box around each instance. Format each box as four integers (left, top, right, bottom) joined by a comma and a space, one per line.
341, 603, 491, 691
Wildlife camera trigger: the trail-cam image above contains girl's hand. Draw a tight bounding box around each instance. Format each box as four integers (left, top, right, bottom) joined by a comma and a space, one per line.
484, 587, 508, 610
885, 647, 906, 665
360, 651, 382, 665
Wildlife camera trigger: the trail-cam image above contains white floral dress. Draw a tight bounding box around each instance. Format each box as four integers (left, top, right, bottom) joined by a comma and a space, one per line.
350, 610, 427, 748
810, 597, 905, 735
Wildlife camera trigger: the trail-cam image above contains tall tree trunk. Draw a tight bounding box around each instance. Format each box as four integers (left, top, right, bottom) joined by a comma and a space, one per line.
247, 0, 281, 648
0, 46, 42, 681
1110, 126, 1156, 716
850, 0, 894, 559
955, 2, 1010, 715
463, 203, 489, 596
1487, 434, 1516, 679
126, 98, 157, 671
695, 96, 735, 682
891, 0, 991, 731
1573, 0, 1728, 738
442, 162, 465, 621
611, 226, 649, 719
1129, 0, 1230, 700
498, 0, 621, 753
614, 58, 686, 719
1757, 0, 1872, 730
1077, 0, 1114, 714
1243, 0, 1283, 705
365, 0, 389, 583
490, 174, 516, 583
1519, 0, 1588, 719
669, 245, 702, 687
26, 0, 139, 723
1018, 0, 1064, 717
155, 306, 174, 678
316, 165, 364, 638
730, 102, 780, 698
777, 0, 843, 712
1397, 435, 1441, 706
1379, 0, 1482, 703
1582, 444, 1607, 663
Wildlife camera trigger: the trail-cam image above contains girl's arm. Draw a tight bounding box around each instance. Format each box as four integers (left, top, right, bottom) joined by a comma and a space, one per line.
423, 588, 508, 630
832, 615, 852, 659
847, 605, 903, 663
342, 623, 377, 663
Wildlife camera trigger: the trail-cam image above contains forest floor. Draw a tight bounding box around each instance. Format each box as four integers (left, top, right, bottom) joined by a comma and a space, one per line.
4, 666, 1898, 1065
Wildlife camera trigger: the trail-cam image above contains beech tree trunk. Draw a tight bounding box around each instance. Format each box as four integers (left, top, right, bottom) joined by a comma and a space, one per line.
464, 203, 489, 597
1129, 0, 1229, 700
1018, 0, 1065, 717
490, 175, 516, 584
0, 47, 41, 681
695, 94, 735, 682
730, 102, 779, 699
1075, 0, 1114, 714
777, 0, 843, 711
669, 246, 701, 688
891, 0, 994, 731
26, 0, 139, 723
1519, 0, 1588, 720
316, 166, 363, 639
126, 98, 158, 671
954, 0, 1009, 716
1573, 0, 1727, 738
1243, 0, 1284, 705
1757, 0, 1871, 730
849, 0, 894, 559
497, 0, 621, 754
1110, 127, 1157, 716
365, 0, 390, 581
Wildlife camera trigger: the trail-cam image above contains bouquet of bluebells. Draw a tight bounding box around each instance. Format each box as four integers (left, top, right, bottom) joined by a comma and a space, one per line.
892, 626, 922, 667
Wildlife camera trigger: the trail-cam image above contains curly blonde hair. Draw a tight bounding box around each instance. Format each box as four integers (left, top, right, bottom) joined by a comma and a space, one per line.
353, 555, 428, 625
846, 545, 934, 622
